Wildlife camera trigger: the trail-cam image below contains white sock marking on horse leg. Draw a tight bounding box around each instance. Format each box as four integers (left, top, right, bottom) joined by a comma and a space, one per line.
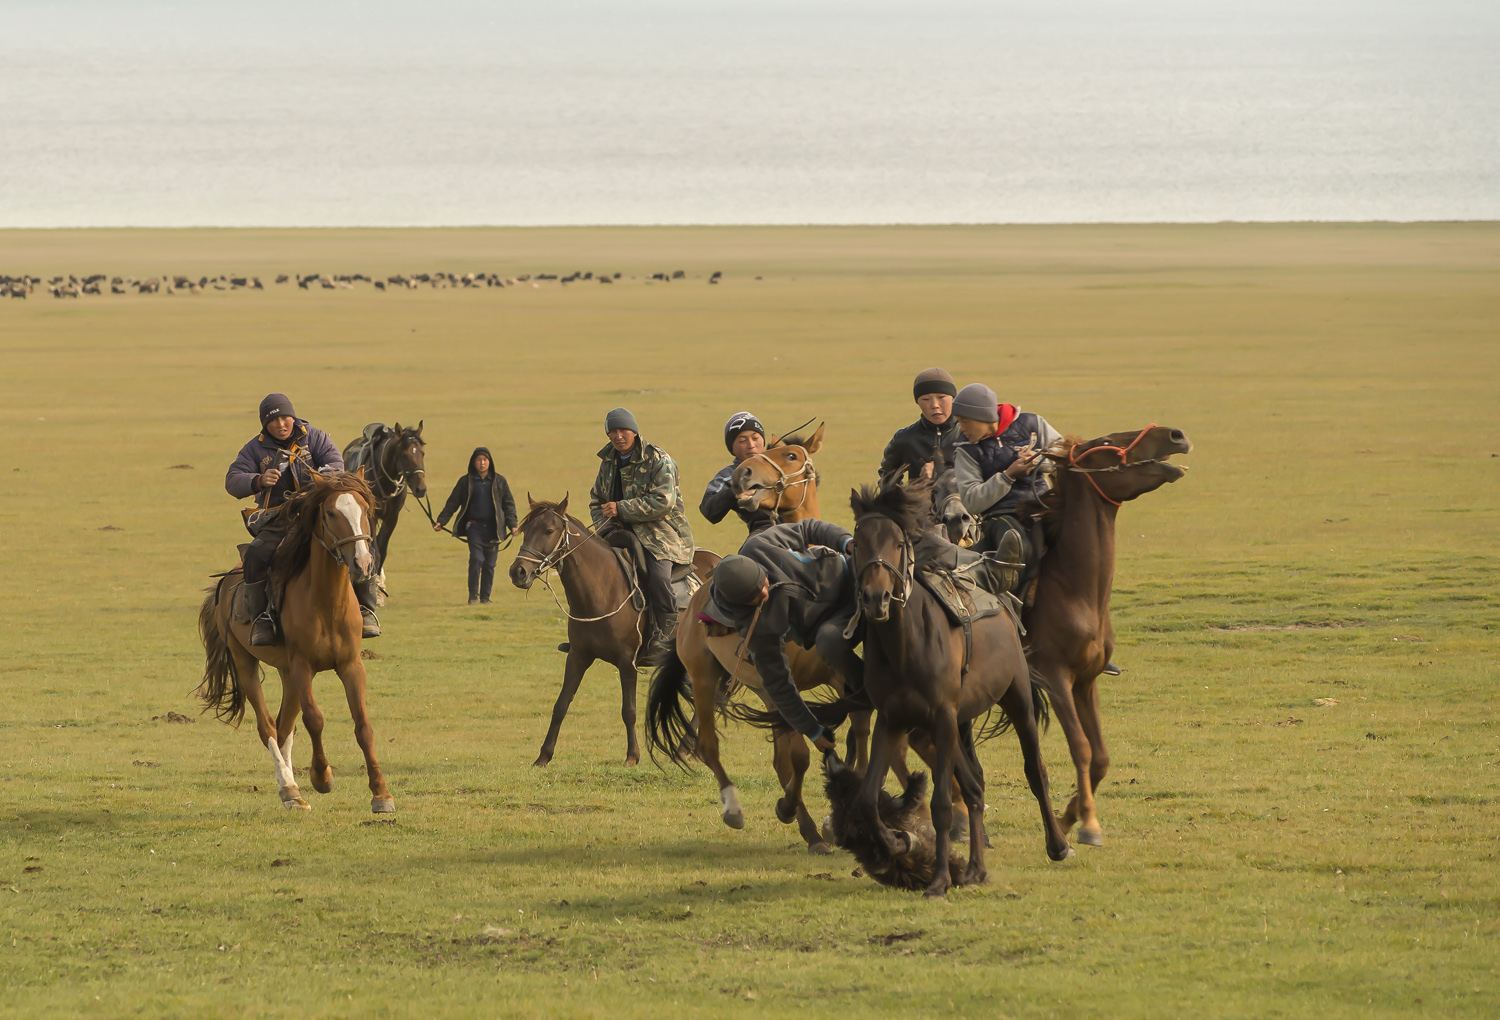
279, 730, 295, 773
719, 785, 743, 822
334, 492, 373, 574
266, 736, 295, 792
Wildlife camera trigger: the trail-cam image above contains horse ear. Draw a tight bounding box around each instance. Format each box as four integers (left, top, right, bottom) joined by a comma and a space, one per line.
559, 492, 570, 512
767, 433, 783, 449
392, 421, 401, 434
416, 419, 423, 435
803, 422, 825, 455
527, 492, 536, 508
353, 465, 366, 480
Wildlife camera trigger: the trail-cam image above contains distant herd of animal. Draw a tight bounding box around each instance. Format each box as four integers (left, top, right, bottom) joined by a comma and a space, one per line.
1, 268, 727, 299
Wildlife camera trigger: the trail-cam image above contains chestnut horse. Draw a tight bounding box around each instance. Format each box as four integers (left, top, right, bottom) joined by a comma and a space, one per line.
197, 471, 394, 813
730, 423, 824, 524
508, 496, 716, 767
1022, 425, 1192, 846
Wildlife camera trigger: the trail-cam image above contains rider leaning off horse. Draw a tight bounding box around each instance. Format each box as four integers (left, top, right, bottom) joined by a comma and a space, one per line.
703, 520, 866, 756
589, 407, 695, 668
225, 393, 381, 646
879, 367, 964, 483
699, 411, 778, 537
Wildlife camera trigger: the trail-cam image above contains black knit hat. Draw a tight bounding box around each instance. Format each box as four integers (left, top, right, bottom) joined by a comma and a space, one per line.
259, 393, 295, 426
913, 368, 957, 401
723, 411, 766, 452
712, 555, 767, 605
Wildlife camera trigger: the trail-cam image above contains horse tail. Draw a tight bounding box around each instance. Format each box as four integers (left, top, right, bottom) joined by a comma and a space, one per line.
722, 695, 855, 735
196, 581, 245, 726
977, 666, 1053, 744
645, 646, 695, 770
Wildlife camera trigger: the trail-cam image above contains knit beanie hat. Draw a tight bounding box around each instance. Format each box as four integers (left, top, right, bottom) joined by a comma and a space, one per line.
952, 383, 1000, 423
605, 407, 640, 435
712, 555, 768, 605
912, 368, 957, 401
723, 411, 766, 452
259, 393, 295, 426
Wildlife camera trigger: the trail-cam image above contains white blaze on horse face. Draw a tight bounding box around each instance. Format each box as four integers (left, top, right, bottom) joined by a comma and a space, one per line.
334, 493, 373, 573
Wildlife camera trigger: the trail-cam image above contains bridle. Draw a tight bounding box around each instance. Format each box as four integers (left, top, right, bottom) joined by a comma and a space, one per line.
937, 489, 978, 546
740, 449, 816, 523
315, 495, 375, 565
377, 431, 426, 499
1065, 423, 1164, 508
853, 514, 913, 608
513, 508, 641, 624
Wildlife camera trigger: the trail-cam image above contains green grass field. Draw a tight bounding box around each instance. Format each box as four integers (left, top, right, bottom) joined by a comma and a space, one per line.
2, 224, 1497, 1018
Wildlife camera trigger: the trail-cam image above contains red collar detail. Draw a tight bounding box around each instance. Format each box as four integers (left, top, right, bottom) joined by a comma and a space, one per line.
997, 404, 1018, 433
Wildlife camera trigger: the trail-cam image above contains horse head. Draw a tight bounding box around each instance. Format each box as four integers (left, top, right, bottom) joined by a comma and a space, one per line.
310, 470, 378, 581
509, 494, 570, 590
931, 467, 979, 547
849, 479, 928, 623
389, 420, 428, 498
1054, 425, 1192, 507
731, 422, 823, 521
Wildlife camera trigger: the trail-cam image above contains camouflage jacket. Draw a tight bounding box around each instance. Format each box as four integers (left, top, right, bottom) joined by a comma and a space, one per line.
588, 439, 694, 565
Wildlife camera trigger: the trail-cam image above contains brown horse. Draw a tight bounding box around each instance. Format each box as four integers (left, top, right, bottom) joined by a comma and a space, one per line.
843, 479, 1073, 897
508, 496, 715, 767
342, 422, 427, 603
730, 423, 824, 524
197, 471, 394, 813
1021, 425, 1192, 846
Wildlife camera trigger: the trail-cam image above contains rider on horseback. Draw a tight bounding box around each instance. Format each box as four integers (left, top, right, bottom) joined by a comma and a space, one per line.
225, 393, 380, 646
698, 411, 778, 537
702, 520, 864, 754
589, 407, 695, 668
878, 368, 964, 483
950, 383, 1062, 596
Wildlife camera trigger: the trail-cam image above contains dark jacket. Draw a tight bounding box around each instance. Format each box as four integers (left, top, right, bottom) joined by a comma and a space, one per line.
699, 462, 777, 536
225, 418, 343, 511
437, 447, 518, 543
954, 409, 1062, 517
878, 416, 964, 483
704, 519, 855, 737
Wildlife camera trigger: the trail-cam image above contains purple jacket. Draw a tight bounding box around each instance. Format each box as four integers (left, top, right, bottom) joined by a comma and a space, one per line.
225, 419, 344, 510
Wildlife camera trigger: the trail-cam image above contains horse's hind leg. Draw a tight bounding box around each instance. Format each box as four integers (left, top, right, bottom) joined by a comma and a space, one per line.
1001, 681, 1072, 862
335, 656, 393, 813
536, 648, 593, 767
688, 667, 741, 829
770, 728, 829, 853
1074, 676, 1111, 811
616, 660, 641, 767
298, 675, 334, 795
908, 730, 969, 841
953, 722, 988, 885
270, 664, 313, 811
923, 709, 959, 900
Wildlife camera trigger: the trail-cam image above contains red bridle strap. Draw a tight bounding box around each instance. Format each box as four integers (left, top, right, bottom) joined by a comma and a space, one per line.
1067, 424, 1157, 507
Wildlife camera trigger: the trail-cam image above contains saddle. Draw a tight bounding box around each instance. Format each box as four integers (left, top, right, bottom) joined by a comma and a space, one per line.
602, 528, 700, 611
913, 531, 1025, 675
343, 423, 391, 478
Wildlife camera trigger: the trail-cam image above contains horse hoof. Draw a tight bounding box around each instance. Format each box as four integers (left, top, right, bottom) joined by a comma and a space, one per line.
280, 788, 311, 811
819, 815, 835, 845
311, 772, 333, 794
1078, 829, 1104, 847
722, 809, 744, 830
808, 841, 834, 856
1050, 844, 1076, 862
557, 642, 570, 653
624, 756, 640, 767
370, 796, 395, 814
532, 754, 552, 768
774, 797, 797, 825
922, 888, 949, 901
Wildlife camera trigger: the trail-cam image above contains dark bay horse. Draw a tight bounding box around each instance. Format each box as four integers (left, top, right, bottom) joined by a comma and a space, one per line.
198, 471, 394, 813
1021, 425, 1192, 846
508, 496, 715, 767
342, 422, 427, 602
844, 480, 1073, 897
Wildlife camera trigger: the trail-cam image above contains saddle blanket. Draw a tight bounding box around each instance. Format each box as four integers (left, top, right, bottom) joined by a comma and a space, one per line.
917, 566, 1021, 634
608, 547, 701, 612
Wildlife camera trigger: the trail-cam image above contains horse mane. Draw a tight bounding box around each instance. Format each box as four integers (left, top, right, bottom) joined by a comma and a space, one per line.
850, 478, 934, 538
518, 499, 579, 530
269, 471, 376, 586
1015, 434, 1087, 541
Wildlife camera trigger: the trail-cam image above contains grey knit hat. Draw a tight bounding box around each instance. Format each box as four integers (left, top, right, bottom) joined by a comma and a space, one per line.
259, 392, 295, 426
952, 383, 999, 423
912, 368, 957, 401
712, 555, 767, 605
604, 407, 639, 435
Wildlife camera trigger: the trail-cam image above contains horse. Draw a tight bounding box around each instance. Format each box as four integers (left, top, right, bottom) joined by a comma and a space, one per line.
508, 496, 716, 768
932, 466, 980, 547
342, 422, 427, 602
1019, 425, 1192, 846
197, 470, 394, 813
645, 424, 876, 855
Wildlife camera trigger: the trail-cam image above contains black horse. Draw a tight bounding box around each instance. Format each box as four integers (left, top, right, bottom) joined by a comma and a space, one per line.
342, 422, 428, 600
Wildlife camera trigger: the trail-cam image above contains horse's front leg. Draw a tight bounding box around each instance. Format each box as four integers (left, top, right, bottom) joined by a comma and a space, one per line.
616, 658, 641, 767
1043, 666, 1099, 845
854, 713, 905, 857
334, 656, 393, 813
924, 708, 959, 899
273, 665, 310, 810
536, 646, 593, 766
299, 673, 334, 795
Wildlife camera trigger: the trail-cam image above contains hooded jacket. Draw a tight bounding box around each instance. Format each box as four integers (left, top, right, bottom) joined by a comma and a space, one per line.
436, 447, 518, 542
225, 418, 343, 511
879, 415, 964, 483
588, 437, 694, 565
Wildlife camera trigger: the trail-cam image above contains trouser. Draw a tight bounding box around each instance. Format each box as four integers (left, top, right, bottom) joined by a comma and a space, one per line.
466, 521, 499, 599
641, 555, 675, 618
813, 606, 865, 697
241, 519, 287, 586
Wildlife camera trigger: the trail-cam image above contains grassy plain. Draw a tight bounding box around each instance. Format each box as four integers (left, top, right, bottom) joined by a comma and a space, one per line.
1, 224, 1497, 1019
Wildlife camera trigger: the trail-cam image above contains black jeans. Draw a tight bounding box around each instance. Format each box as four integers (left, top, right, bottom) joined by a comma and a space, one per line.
466, 521, 499, 600
241, 519, 287, 585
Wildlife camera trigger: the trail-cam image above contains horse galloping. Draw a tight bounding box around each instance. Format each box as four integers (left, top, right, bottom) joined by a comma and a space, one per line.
197, 470, 394, 813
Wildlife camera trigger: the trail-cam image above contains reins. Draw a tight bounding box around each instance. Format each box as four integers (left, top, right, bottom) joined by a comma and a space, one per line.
1065, 423, 1161, 507
514, 508, 642, 625
741, 450, 816, 524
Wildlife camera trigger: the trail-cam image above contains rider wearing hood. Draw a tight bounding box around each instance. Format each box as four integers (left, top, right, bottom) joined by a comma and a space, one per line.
699, 411, 778, 537
434, 446, 517, 604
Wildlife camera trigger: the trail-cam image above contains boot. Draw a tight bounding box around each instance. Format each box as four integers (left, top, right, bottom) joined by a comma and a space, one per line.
355, 578, 382, 639
234, 578, 267, 626
249, 610, 279, 648
639, 612, 678, 668
994, 528, 1025, 595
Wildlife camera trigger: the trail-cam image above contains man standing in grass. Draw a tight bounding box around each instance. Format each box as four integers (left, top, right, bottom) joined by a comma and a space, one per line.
590, 407, 694, 667
878, 367, 963, 482
699, 410, 777, 538
433, 446, 518, 604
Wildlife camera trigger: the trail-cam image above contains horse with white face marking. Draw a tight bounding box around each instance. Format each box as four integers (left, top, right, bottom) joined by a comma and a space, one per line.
198, 470, 395, 813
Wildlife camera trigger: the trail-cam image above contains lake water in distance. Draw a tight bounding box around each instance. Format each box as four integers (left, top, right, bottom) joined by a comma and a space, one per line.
1, 0, 1497, 226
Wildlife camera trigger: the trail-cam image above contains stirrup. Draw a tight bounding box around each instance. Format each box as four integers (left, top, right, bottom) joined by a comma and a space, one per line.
249, 613, 278, 647
360, 607, 382, 639
1101, 661, 1121, 676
